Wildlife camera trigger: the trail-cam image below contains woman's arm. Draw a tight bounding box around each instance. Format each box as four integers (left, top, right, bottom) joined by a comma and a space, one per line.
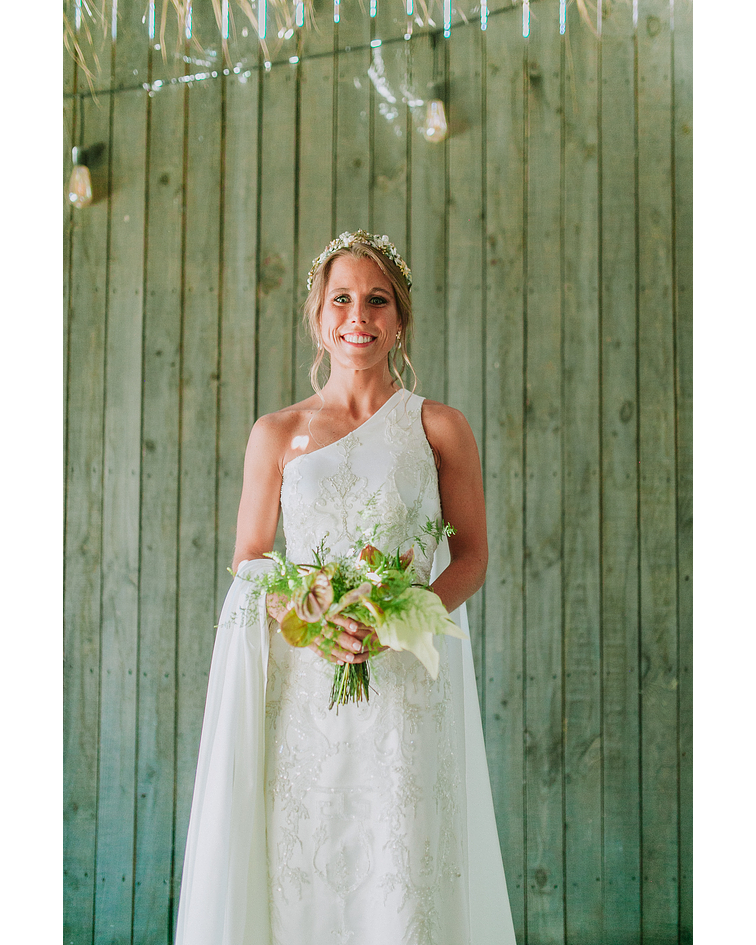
231, 414, 287, 573
232, 413, 373, 665
421, 401, 489, 613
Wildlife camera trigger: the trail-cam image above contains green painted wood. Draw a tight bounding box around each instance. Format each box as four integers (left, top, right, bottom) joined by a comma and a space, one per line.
561, 8, 603, 941
483, 10, 527, 939
93, 49, 149, 945
447, 23, 485, 699
217, 66, 262, 599
63, 83, 111, 945
173, 31, 225, 915
296, 49, 336, 402
524, 10, 565, 941
636, 3, 680, 940
257, 63, 297, 418
673, 4, 693, 943
408, 33, 446, 405
334, 1, 371, 230
62, 7, 693, 939
370, 3, 409, 243
131, 53, 186, 945
598, 1, 642, 939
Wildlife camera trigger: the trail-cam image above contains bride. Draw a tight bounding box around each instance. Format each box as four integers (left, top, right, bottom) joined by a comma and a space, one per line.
175, 231, 517, 945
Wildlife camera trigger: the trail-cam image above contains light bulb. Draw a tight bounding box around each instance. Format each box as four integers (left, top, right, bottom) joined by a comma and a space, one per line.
421, 99, 448, 143
68, 164, 93, 209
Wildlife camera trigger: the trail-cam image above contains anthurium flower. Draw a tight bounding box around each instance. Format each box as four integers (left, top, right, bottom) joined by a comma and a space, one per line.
358, 544, 384, 567
279, 608, 313, 647
294, 569, 334, 623
375, 587, 466, 679
398, 548, 414, 571
329, 582, 373, 614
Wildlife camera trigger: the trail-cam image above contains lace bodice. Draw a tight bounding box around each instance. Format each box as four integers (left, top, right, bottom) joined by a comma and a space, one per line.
266, 389, 470, 944
280, 390, 441, 582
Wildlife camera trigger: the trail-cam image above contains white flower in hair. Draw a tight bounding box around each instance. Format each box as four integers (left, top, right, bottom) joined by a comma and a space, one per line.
307, 229, 412, 292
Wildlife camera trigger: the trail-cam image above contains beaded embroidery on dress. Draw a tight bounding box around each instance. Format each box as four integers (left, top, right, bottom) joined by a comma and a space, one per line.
267, 390, 467, 945
174, 388, 517, 945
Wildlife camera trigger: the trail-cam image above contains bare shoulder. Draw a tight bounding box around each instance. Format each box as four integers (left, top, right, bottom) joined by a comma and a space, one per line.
420, 399, 479, 464
246, 396, 321, 470
420, 398, 475, 440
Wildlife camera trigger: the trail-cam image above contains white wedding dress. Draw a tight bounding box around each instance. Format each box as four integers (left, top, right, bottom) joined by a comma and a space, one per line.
175, 389, 517, 945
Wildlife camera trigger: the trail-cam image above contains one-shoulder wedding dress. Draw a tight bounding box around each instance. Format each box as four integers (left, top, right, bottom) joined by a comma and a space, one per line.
175, 389, 517, 945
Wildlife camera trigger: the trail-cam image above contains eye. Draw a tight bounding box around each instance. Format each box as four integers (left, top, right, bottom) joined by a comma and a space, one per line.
333, 294, 351, 303
370, 295, 388, 305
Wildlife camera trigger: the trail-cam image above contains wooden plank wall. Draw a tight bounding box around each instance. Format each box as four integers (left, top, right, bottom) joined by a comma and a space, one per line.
63, 1, 693, 942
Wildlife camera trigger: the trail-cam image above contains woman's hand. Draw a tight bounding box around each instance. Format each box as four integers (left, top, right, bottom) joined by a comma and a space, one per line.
267, 594, 388, 665
308, 615, 388, 665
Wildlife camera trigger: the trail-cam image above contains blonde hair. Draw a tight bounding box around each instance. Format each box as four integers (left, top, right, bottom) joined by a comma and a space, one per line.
303, 242, 417, 394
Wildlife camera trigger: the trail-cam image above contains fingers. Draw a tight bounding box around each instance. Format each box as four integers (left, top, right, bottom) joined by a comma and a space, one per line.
308, 622, 378, 664
328, 614, 372, 638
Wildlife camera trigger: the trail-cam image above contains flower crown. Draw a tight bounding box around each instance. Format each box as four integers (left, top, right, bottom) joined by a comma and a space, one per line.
307, 230, 412, 292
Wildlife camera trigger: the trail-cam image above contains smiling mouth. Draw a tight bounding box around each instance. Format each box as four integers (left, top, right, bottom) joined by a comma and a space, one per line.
341, 333, 377, 345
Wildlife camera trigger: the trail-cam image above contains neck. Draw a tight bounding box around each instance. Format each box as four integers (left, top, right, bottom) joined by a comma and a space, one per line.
319, 365, 399, 414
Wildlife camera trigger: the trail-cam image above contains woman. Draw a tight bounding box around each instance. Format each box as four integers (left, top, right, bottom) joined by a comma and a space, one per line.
176, 231, 517, 945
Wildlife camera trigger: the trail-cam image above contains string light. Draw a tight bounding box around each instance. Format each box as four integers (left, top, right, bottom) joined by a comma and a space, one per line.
69, 148, 93, 209
75, 0, 82, 32
370, 0, 377, 17
523, 0, 530, 38
111, 0, 118, 39
295, 1, 304, 28
148, 0, 155, 39
443, 0, 451, 38
334, 0, 340, 23
185, 0, 192, 39
221, 0, 229, 40
259, 0, 266, 38
405, 0, 413, 14
597, 0, 602, 36
481, 0, 488, 32
559, 0, 566, 35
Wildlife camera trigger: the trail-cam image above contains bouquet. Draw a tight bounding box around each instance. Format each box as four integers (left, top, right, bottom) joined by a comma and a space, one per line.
240, 519, 466, 710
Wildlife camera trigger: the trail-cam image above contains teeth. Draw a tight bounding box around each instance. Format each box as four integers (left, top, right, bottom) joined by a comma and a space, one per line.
343, 334, 375, 344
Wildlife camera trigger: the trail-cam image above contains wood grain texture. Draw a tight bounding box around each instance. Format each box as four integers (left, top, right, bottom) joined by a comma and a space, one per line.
62, 5, 693, 941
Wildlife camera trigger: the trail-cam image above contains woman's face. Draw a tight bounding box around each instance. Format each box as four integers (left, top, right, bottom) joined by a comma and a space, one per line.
319, 255, 400, 375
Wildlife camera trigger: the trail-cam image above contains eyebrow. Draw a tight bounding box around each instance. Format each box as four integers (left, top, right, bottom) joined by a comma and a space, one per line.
330, 286, 391, 293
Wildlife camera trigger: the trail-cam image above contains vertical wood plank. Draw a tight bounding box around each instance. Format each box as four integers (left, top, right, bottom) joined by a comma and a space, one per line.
217, 65, 262, 599
599, 1, 642, 939
370, 7, 409, 246
408, 33, 446, 404
132, 35, 185, 945
61, 8, 694, 941
174, 25, 225, 922
447, 23, 485, 697
636, 2, 680, 939
672, 3, 693, 942
561, 8, 603, 941
296, 28, 335, 402
334, 2, 371, 230
93, 8, 149, 938
257, 63, 297, 418
64, 77, 111, 945
524, 7, 565, 941
484, 8, 527, 937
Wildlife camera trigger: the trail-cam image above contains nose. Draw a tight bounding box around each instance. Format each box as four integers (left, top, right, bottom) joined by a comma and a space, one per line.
349, 300, 369, 323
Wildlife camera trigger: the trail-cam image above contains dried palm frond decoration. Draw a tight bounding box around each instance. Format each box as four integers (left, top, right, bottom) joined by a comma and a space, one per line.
63, 0, 628, 90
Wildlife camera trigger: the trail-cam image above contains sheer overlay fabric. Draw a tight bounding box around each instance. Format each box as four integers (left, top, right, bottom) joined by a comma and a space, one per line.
176, 390, 517, 945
